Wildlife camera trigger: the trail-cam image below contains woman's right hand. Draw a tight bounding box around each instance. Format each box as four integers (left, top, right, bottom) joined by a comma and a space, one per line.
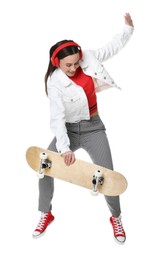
61, 151, 76, 166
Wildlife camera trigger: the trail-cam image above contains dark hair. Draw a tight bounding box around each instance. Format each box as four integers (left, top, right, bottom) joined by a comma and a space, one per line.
44, 40, 81, 95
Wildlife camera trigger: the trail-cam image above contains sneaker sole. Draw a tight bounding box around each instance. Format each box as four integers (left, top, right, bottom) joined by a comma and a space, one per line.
114, 236, 126, 245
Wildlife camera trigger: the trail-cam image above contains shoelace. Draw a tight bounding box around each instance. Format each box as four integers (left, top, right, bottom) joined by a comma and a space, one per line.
36, 213, 49, 231
112, 216, 125, 236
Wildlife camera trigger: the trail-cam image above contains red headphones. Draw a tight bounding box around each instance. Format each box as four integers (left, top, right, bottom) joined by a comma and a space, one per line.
51, 42, 82, 67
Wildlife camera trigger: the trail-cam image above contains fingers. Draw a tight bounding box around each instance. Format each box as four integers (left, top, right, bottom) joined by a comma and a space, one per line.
124, 13, 134, 27
65, 153, 75, 166
62, 151, 76, 166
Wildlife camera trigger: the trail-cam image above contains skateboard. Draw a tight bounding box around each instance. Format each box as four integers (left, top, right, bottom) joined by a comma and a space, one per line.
26, 146, 128, 196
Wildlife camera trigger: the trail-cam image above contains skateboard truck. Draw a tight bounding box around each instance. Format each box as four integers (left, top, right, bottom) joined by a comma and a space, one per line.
37, 152, 52, 179
91, 170, 104, 196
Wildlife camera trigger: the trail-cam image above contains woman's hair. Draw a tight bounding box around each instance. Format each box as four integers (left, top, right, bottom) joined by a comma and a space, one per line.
44, 40, 81, 95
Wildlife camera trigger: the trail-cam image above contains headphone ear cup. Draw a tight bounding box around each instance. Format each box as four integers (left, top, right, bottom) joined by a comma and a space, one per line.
54, 56, 59, 66
51, 56, 59, 67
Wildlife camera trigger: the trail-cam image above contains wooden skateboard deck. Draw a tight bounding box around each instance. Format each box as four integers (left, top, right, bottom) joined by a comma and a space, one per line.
26, 146, 128, 196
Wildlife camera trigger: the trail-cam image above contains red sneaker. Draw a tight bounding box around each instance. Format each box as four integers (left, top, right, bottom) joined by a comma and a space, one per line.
32, 212, 54, 238
110, 215, 126, 244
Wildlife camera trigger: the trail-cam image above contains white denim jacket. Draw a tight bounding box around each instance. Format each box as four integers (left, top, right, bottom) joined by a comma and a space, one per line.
47, 25, 134, 153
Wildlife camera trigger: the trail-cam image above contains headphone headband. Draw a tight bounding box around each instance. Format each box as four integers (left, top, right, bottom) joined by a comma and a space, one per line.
51, 41, 82, 66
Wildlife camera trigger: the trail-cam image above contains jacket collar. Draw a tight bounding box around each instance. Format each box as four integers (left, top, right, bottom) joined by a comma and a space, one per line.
52, 68, 72, 87
79, 58, 88, 69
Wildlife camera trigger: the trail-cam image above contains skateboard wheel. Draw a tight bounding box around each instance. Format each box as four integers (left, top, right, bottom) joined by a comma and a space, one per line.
91, 190, 99, 196
40, 152, 48, 160
94, 170, 102, 178
37, 172, 44, 179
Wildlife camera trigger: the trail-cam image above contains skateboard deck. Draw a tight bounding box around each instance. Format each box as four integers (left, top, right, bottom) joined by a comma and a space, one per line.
26, 146, 128, 196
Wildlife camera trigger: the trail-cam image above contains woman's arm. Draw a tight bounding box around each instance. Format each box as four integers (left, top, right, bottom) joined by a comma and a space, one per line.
92, 13, 134, 62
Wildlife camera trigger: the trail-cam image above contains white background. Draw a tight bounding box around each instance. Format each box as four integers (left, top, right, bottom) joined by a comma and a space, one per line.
0, 0, 155, 259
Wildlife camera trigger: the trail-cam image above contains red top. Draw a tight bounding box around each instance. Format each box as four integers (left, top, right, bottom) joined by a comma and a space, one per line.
69, 67, 97, 115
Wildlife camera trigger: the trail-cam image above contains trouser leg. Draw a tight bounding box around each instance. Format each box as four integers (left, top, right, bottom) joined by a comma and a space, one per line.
38, 138, 57, 212
38, 129, 81, 212
79, 117, 121, 217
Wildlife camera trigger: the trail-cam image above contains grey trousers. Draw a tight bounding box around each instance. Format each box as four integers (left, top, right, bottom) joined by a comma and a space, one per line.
38, 115, 121, 217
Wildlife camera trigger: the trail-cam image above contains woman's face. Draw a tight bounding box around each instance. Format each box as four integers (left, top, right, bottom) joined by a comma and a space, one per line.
59, 53, 80, 77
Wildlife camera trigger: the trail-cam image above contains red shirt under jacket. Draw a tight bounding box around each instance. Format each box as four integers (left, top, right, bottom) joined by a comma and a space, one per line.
69, 67, 97, 115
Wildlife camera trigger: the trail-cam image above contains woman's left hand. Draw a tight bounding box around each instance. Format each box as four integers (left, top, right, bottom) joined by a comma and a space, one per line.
124, 13, 134, 27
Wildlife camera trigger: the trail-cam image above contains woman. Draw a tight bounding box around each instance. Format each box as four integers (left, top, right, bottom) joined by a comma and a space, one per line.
33, 13, 134, 244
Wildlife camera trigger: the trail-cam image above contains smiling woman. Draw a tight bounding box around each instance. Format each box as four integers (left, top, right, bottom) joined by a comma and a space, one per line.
32, 13, 134, 243
59, 53, 80, 77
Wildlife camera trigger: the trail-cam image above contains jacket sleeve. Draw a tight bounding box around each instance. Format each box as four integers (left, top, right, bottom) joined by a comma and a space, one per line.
93, 25, 134, 62
47, 85, 71, 154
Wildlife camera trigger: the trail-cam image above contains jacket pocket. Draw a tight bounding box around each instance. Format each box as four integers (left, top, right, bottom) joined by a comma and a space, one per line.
63, 95, 80, 103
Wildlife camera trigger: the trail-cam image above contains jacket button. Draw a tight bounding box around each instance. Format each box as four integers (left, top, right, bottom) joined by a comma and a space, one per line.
111, 81, 114, 84
104, 76, 106, 79
94, 72, 97, 75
